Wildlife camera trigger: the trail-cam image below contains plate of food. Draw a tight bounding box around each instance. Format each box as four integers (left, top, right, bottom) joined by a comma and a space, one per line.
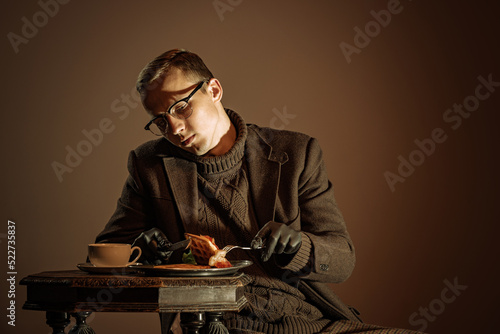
137, 260, 252, 277
138, 233, 253, 276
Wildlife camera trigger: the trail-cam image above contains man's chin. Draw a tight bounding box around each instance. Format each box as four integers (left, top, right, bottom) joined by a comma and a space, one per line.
181, 145, 208, 157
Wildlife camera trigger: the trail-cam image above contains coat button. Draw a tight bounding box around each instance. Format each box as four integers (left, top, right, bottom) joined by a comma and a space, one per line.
320, 264, 329, 271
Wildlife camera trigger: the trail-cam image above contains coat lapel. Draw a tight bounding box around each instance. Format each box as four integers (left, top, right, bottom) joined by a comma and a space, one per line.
162, 156, 198, 232
161, 126, 288, 233
245, 126, 288, 228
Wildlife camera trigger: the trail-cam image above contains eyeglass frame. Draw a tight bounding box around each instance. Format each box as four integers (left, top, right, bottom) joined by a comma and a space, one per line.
144, 80, 207, 135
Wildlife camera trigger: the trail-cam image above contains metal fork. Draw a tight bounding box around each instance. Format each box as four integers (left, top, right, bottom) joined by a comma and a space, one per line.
222, 245, 263, 253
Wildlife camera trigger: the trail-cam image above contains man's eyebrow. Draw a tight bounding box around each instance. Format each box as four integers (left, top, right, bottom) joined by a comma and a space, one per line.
166, 82, 200, 109
146, 96, 170, 116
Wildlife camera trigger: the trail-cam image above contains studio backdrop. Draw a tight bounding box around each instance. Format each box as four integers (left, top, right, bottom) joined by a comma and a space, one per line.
1, 1, 499, 333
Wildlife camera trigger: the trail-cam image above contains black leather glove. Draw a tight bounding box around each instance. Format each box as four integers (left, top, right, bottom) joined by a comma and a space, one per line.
132, 228, 173, 265
251, 221, 302, 262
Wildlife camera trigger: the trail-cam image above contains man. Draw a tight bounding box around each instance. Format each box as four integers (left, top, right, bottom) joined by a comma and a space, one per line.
96, 49, 423, 334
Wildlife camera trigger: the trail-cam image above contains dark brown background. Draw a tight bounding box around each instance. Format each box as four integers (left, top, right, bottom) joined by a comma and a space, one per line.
1, 1, 499, 333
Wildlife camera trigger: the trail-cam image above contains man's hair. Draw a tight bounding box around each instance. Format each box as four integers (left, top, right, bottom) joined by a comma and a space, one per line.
136, 49, 214, 96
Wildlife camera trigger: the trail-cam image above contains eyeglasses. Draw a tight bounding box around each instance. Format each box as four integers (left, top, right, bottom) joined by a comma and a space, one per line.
144, 81, 206, 136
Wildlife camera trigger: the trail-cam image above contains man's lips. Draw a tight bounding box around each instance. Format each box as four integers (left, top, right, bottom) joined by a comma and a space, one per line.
181, 135, 195, 146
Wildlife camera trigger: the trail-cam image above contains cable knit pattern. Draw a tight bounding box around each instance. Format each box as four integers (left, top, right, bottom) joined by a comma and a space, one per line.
224, 275, 331, 334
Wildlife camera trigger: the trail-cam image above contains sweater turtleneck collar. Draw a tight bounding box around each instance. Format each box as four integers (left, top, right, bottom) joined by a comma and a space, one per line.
171, 109, 247, 175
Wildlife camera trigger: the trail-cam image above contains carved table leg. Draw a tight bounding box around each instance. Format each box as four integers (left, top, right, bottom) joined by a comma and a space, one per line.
46, 311, 70, 334
180, 312, 205, 334
69, 312, 95, 334
206, 312, 229, 334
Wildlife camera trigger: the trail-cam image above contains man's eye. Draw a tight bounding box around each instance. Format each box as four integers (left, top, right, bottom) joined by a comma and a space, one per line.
174, 102, 189, 114
155, 118, 167, 128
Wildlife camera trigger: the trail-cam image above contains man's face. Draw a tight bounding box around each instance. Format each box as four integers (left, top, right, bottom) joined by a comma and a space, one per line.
143, 68, 225, 156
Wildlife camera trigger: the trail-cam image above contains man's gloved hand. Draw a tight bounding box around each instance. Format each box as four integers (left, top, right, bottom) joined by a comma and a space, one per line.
132, 228, 173, 265
251, 221, 302, 262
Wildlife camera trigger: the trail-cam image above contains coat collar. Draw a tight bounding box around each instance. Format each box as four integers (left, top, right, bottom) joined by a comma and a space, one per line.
245, 125, 288, 227
161, 124, 289, 232
162, 156, 198, 231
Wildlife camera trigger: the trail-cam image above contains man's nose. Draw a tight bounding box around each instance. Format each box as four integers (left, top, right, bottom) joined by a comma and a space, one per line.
167, 115, 186, 135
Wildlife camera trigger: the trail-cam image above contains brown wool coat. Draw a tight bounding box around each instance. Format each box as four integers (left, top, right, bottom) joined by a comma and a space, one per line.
96, 119, 362, 323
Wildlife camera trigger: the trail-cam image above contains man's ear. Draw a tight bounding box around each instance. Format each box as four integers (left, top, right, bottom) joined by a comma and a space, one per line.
207, 78, 223, 103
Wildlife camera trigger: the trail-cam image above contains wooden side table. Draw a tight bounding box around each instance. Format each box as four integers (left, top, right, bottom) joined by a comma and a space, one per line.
20, 270, 248, 334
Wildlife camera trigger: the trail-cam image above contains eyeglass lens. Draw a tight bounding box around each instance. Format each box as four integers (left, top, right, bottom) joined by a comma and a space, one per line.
148, 101, 193, 136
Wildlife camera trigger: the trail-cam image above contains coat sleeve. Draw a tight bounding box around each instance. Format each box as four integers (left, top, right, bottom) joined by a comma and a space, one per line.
277, 137, 355, 283
94, 150, 155, 244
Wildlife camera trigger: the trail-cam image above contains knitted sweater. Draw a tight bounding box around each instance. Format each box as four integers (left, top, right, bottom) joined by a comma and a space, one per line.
172, 110, 332, 333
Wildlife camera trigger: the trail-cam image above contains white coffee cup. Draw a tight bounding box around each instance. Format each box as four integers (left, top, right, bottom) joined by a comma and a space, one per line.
88, 243, 142, 267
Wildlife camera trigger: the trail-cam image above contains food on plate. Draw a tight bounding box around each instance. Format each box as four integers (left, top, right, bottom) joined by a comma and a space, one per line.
208, 249, 231, 268
153, 263, 211, 269
185, 233, 232, 268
